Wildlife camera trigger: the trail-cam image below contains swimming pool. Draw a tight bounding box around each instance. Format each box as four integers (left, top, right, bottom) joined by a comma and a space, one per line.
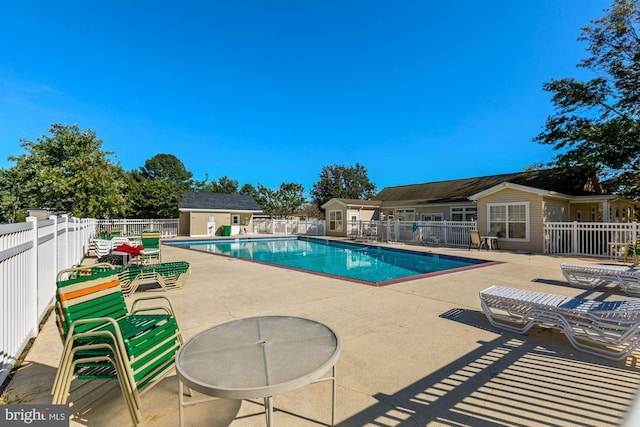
167, 237, 494, 286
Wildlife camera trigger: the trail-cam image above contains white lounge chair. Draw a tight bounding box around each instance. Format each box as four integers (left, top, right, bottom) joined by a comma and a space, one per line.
479, 285, 640, 361
91, 238, 113, 258
560, 262, 640, 295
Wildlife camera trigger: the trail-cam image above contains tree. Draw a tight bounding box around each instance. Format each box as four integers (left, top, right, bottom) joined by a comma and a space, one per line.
140, 153, 193, 185
310, 163, 377, 209
239, 183, 259, 199
126, 154, 192, 218
255, 182, 306, 218
276, 182, 306, 218
0, 167, 27, 222
297, 203, 322, 220
197, 175, 240, 194
5, 123, 127, 218
534, 0, 640, 199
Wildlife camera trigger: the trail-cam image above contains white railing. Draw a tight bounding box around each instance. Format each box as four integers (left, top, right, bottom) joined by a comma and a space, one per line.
95, 218, 179, 238
0, 215, 95, 386
347, 220, 477, 247
253, 219, 326, 236
544, 221, 639, 257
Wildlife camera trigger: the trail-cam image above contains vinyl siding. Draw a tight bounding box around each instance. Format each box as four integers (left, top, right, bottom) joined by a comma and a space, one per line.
179, 211, 255, 236
478, 188, 544, 253
324, 200, 347, 237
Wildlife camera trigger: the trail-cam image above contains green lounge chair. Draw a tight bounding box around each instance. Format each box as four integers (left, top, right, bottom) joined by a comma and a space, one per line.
118, 261, 191, 296
52, 264, 183, 426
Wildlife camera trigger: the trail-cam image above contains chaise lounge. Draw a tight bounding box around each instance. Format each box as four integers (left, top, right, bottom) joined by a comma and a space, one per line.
560, 262, 640, 295
118, 261, 191, 296
479, 285, 640, 361
67, 261, 191, 297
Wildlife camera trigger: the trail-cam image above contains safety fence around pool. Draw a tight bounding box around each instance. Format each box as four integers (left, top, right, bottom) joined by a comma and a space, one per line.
0, 215, 95, 386
95, 218, 179, 238
345, 220, 477, 247
253, 218, 326, 236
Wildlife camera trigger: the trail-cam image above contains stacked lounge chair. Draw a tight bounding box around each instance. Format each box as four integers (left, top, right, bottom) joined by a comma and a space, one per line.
118, 261, 191, 296
91, 239, 113, 258
560, 262, 640, 295
65, 261, 191, 297
91, 236, 138, 262
52, 265, 183, 425
479, 285, 640, 361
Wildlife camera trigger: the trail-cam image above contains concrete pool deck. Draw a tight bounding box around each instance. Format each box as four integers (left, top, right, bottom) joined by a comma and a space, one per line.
3, 237, 640, 426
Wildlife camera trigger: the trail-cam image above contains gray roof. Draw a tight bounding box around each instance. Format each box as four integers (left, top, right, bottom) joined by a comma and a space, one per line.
373, 167, 603, 204
179, 192, 262, 212
327, 199, 382, 207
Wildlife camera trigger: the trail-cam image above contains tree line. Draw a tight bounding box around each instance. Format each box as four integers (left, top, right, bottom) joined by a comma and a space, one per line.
0, 124, 377, 222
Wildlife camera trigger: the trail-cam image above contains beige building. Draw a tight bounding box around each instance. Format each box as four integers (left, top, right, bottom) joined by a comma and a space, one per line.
178, 192, 263, 237
322, 168, 637, 253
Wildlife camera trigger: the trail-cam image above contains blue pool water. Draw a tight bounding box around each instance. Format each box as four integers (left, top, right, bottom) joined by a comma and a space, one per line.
167, 237, 490, 286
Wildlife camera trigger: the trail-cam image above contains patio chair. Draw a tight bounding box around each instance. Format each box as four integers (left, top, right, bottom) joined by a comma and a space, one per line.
560, 262, 640, 295
140, 230, 162, 264
469, 230, 485, 250
52, 264, 183, 425
363, 223, 379, 242
625, 240, 640, 265
479, 285, 640, 361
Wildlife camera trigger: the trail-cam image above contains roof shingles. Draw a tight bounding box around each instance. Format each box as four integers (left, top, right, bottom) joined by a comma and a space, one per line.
372, 168, 603, 204
179, 192, 262, 211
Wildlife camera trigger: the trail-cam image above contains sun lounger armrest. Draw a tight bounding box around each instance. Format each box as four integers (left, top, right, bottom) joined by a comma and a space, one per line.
130, 295, 178, 316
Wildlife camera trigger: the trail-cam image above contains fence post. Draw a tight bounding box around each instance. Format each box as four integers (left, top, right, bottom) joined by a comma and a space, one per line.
443, 221, 449, 246
26, 216, 39, 338
571, 221, 578, 255
51, 215, 59, 274
61, 214, 69, 268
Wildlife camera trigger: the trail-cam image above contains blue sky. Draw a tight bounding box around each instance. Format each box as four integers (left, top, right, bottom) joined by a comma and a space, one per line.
0, 1, 611, 196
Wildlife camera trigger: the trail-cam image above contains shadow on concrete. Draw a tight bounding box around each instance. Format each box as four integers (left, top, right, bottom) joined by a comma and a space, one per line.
66, 375, 243, 427
531, 278, 628, 298
336, 307, 640, 426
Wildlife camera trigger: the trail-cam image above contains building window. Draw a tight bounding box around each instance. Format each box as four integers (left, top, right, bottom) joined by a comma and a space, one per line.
395, 209, 415, 221
231, 214, 240, 225
487, 202, 529, 240
451, 206, 477, 221
329, 210, 343, 232
421, 213, 443, 221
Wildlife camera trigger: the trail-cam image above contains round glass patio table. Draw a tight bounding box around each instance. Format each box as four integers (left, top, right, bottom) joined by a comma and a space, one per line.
176, 316, 340, 426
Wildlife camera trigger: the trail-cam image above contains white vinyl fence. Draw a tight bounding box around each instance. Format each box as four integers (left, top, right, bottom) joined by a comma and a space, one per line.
95, 218, 178, 237
544, 221, 640, 257
253, 219, 326, 236
1, 215, 94, 386
347, 220, 477, 247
